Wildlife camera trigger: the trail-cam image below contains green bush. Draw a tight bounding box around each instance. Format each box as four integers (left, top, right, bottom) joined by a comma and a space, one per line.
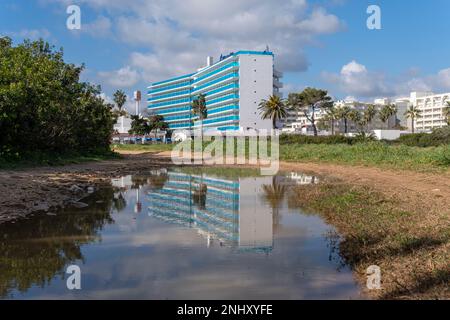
395, 127, 450, 147
280, 134, 356, 145
0, 37, 116, 160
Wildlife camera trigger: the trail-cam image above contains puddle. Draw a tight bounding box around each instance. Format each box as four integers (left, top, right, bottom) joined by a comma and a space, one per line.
0, 168, 363, 299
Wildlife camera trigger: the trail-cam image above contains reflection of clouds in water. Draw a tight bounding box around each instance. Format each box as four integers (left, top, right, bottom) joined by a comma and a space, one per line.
78, 240, 360, 299
79, 171, 360, 299
4, 170, 362, 299
77, 218, 360, 299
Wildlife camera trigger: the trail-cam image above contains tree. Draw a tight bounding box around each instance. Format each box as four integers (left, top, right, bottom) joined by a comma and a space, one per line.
129, 115, 151, 136
258, 95, 287, 129
287, 88, 333, 136
324, 105, 339, 135
378, 104, 397, 129
404, 104, 422, 133
443, 102, 450, 126
336, 106, 351, 134
149, 114, 169, 139
348, 109, 363, 132
0, 37, 115, 157
113, 90, 127, 133
192, 94, 207, 139
362, 104, 377, 132
113, 90, 127, 115
129, 114, 168, 142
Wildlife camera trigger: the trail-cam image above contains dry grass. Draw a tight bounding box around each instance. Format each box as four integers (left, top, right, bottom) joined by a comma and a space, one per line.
289, 181, 450, 299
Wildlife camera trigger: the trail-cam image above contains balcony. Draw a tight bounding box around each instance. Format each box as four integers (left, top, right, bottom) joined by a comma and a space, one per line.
274, 69, 283, 78
273, 78, 283, 89
192, 73, 239, 95
193, 62, 239, 86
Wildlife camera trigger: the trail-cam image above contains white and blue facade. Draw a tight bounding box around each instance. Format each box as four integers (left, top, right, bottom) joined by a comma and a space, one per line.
147, 51, 283, 132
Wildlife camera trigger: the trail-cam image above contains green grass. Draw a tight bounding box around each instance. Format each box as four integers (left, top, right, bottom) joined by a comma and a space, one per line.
0, 150, 120, 170
177, 166, 261, 179
280, 142, 450, 172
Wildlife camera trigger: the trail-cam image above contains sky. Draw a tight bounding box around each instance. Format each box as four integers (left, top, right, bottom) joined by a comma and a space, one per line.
1, 0, 450, 110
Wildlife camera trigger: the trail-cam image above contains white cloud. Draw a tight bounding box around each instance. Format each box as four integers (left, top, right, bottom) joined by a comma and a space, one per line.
81, 16, 112, 37
323, 61, 450, 99
5, 28, 51, 40
435, 68, 450, 88
322, 60, 393, 98
43, 0, 344, 82
98, 66, 140, 88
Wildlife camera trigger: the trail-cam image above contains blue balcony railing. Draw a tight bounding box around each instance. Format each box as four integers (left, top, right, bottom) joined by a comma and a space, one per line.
148, 89, 191, 101
193, 73, 239, 93
193, 62, 239, 84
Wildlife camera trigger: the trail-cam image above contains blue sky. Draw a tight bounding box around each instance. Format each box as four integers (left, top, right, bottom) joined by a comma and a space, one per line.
1, 0, 450, 109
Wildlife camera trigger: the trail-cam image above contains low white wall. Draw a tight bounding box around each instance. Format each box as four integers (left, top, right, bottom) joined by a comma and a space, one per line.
373, 130, 402, 141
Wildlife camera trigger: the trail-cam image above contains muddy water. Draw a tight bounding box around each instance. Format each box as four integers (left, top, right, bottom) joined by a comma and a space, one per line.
0, 169, 363, 299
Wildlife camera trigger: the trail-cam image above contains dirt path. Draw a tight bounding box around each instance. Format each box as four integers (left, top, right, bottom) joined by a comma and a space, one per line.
1, 151, 449, 224
279, 161, 450, 214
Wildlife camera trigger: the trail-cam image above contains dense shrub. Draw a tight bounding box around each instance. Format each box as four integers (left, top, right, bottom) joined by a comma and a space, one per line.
395, 127, 450, 147
0, 37, 116, 160
280, 134, 357, 145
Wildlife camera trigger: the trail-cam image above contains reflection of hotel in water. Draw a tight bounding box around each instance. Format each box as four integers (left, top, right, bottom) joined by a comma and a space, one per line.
148, 172, 274, 253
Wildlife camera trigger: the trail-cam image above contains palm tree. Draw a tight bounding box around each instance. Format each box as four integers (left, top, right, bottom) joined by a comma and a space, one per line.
113, 90, 128, 133
378, 104, 397, 129
404, 104, 422, 133
348, 109, 363, 132
443, 102, 450, 126
192, 94, 207, 139
336, 106, 351, 134
287, 87, 333, 136
261, 177, 286, 232
258, 95, 287, 129
362, 104, 377, 132
325, 105, 339, 135
149, 114, 169, 140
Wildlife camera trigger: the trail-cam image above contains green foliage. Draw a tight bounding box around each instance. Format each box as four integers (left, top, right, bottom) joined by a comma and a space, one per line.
0, 37, 116, 160
192, 94, 207, 120
336, 105, 351, 133
287, 87, 333, 136
378, 104, 397, 127
404, 105, 422, 133
395, 127, 450, 147
149, 114, 169, 132
443, 102, 450, 125
354, 131, 377, 143
258, 95, 287, 129
128, 114, 168, 136
280, 142, 450, 172
280, 134, 357, 145
129, 115, 151, 135
113, 90, 127, 111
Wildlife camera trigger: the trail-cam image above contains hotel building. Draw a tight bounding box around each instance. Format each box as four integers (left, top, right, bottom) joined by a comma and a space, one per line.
147, 51, 283, 132
282, 98, 397, 134
408, 91, 449, 132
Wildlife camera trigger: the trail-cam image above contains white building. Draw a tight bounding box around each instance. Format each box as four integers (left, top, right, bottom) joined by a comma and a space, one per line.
409, 91, 449, 132
113, 116, 132, 134
283, 98, 397, 134
147, 50, 283, 133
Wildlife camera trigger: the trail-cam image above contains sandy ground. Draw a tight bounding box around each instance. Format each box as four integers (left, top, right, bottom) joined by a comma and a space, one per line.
1, 151, 449, 224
